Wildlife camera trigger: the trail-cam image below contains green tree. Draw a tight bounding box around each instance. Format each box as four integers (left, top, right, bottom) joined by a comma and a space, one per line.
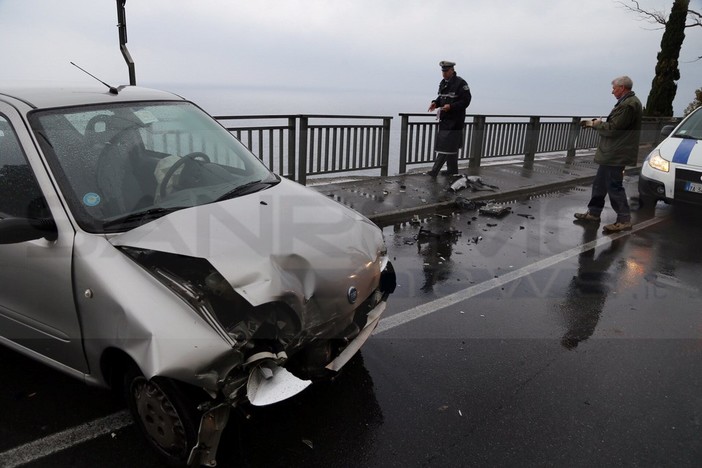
684, 87, 702, 115
646, 0, 688, 116
620, 1, 701, 116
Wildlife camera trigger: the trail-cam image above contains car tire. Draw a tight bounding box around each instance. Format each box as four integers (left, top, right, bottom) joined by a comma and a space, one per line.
124, 365, 201, 466
637, 192, 658, 212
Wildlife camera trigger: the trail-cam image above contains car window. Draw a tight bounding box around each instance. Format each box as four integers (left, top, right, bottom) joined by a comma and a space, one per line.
29, 102, 275, 233
0, 115, 48, 219
675, 108, 702, 140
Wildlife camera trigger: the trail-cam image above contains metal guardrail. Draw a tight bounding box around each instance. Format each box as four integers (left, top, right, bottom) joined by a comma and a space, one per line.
215, 114, 392, 185
398, 114, 674, 173
214, 115, 297, 179
214, 113, 677, 185
298, 115, 392, 186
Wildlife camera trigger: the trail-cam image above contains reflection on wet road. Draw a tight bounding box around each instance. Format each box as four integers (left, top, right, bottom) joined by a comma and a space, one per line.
558, 224, 627, 349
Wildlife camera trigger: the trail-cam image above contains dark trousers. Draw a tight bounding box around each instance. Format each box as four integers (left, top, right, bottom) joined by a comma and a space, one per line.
587, 165, 630, 223
429, 152, 458, 175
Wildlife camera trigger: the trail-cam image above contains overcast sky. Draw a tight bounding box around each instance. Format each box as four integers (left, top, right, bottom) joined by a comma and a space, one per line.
0, 0, 700, 116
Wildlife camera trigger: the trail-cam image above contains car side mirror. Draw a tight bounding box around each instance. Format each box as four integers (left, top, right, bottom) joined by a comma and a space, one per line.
660, 125, 676, 138
0, 217, 58, 244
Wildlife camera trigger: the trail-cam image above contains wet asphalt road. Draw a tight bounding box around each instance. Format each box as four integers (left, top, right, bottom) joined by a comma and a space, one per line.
2, 176, 702, 467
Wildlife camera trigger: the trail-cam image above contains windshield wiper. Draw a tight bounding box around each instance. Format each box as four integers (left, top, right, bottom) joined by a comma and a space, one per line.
103, 206, 187, 229
215, 178, 279, 202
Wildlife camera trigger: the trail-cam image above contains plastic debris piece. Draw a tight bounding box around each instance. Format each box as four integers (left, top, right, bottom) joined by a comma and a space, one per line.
247, 363, 311, 406
410, 214, 422, 225
449, 175, 499, 193
302, 439, 314, 449
479, 203, 511, 217
455, 197, 487, 210
458, 199, 475, 209
449, 176, 468, 192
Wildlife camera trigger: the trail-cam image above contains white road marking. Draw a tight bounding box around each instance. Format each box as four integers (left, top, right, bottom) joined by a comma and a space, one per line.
374, 216, 664, 334
0, 411, 133, 468
0, 216, 665, 466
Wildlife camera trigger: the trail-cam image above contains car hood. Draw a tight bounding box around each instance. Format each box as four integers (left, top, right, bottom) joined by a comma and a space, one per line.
110, 178, 385, 308
660, 137, 702, 167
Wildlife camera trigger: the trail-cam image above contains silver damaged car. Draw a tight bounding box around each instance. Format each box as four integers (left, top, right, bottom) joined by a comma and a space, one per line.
0, 85, 396, 465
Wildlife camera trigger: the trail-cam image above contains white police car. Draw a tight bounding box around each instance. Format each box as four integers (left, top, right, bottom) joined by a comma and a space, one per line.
639, 106, 702, 207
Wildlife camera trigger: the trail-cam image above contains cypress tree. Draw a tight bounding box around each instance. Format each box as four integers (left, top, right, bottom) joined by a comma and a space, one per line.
645, 0, 689, 117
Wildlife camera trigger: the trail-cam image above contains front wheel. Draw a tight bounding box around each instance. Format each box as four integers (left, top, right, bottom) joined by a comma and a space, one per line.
124, 366, 201, 465
637, 192, 658, 213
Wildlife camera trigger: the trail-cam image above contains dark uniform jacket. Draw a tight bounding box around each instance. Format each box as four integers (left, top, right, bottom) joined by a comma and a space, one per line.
432, 73, 472, 153
594, 91, 642, 167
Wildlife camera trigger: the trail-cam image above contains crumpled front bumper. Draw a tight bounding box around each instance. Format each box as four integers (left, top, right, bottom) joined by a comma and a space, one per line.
188, 290, 390, 467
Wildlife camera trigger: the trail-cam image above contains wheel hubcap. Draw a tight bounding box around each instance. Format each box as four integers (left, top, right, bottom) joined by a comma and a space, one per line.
132, 378, 187, 457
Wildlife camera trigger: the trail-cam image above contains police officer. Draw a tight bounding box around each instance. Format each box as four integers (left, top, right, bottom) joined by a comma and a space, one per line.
427, 60, 472, 177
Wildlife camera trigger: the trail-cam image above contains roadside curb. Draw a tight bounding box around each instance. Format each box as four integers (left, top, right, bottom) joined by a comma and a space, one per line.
367, 166, 642, 226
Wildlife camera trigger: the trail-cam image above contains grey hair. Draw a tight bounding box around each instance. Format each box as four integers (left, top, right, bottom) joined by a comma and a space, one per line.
612, 76, 633, 89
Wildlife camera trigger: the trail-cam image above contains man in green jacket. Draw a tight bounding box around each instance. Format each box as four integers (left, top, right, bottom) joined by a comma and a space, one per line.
574, 75, 642, 233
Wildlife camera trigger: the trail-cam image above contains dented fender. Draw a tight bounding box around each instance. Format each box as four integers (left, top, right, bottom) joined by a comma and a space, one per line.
73, 232, 241, 392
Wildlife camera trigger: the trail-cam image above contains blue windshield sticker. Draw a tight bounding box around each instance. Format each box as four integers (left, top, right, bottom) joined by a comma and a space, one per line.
83, 193, 101, 207
672, 139, 696, 165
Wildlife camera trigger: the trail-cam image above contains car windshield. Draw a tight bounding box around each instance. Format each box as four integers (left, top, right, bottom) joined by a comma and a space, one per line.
29, 101, 277, 232
673, 108, 702, 140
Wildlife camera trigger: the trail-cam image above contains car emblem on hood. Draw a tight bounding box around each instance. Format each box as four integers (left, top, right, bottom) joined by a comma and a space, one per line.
347, 286, 358, 304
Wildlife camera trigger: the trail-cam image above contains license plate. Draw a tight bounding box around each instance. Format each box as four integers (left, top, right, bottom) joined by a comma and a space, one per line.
684, 181, 702, 193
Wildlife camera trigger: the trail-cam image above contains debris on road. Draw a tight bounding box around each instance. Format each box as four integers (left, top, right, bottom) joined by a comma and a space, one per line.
479, 203, 511, 217
455, 197, 487, 211
449, 175, 499, 193
417, 227, 462, 242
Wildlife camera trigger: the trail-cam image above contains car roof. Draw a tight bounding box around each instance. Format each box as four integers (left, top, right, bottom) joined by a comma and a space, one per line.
0, 84, 185, 110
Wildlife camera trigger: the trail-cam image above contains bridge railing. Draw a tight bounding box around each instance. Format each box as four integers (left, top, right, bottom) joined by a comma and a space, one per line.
398, 114, 673, 173
214, 115, 298, 179
298, 115, 392, 186
215, 114, 392, 185
211, 113, 676, 185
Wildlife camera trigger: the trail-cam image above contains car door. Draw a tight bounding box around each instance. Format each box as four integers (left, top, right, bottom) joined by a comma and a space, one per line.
0, 105, 88, 374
